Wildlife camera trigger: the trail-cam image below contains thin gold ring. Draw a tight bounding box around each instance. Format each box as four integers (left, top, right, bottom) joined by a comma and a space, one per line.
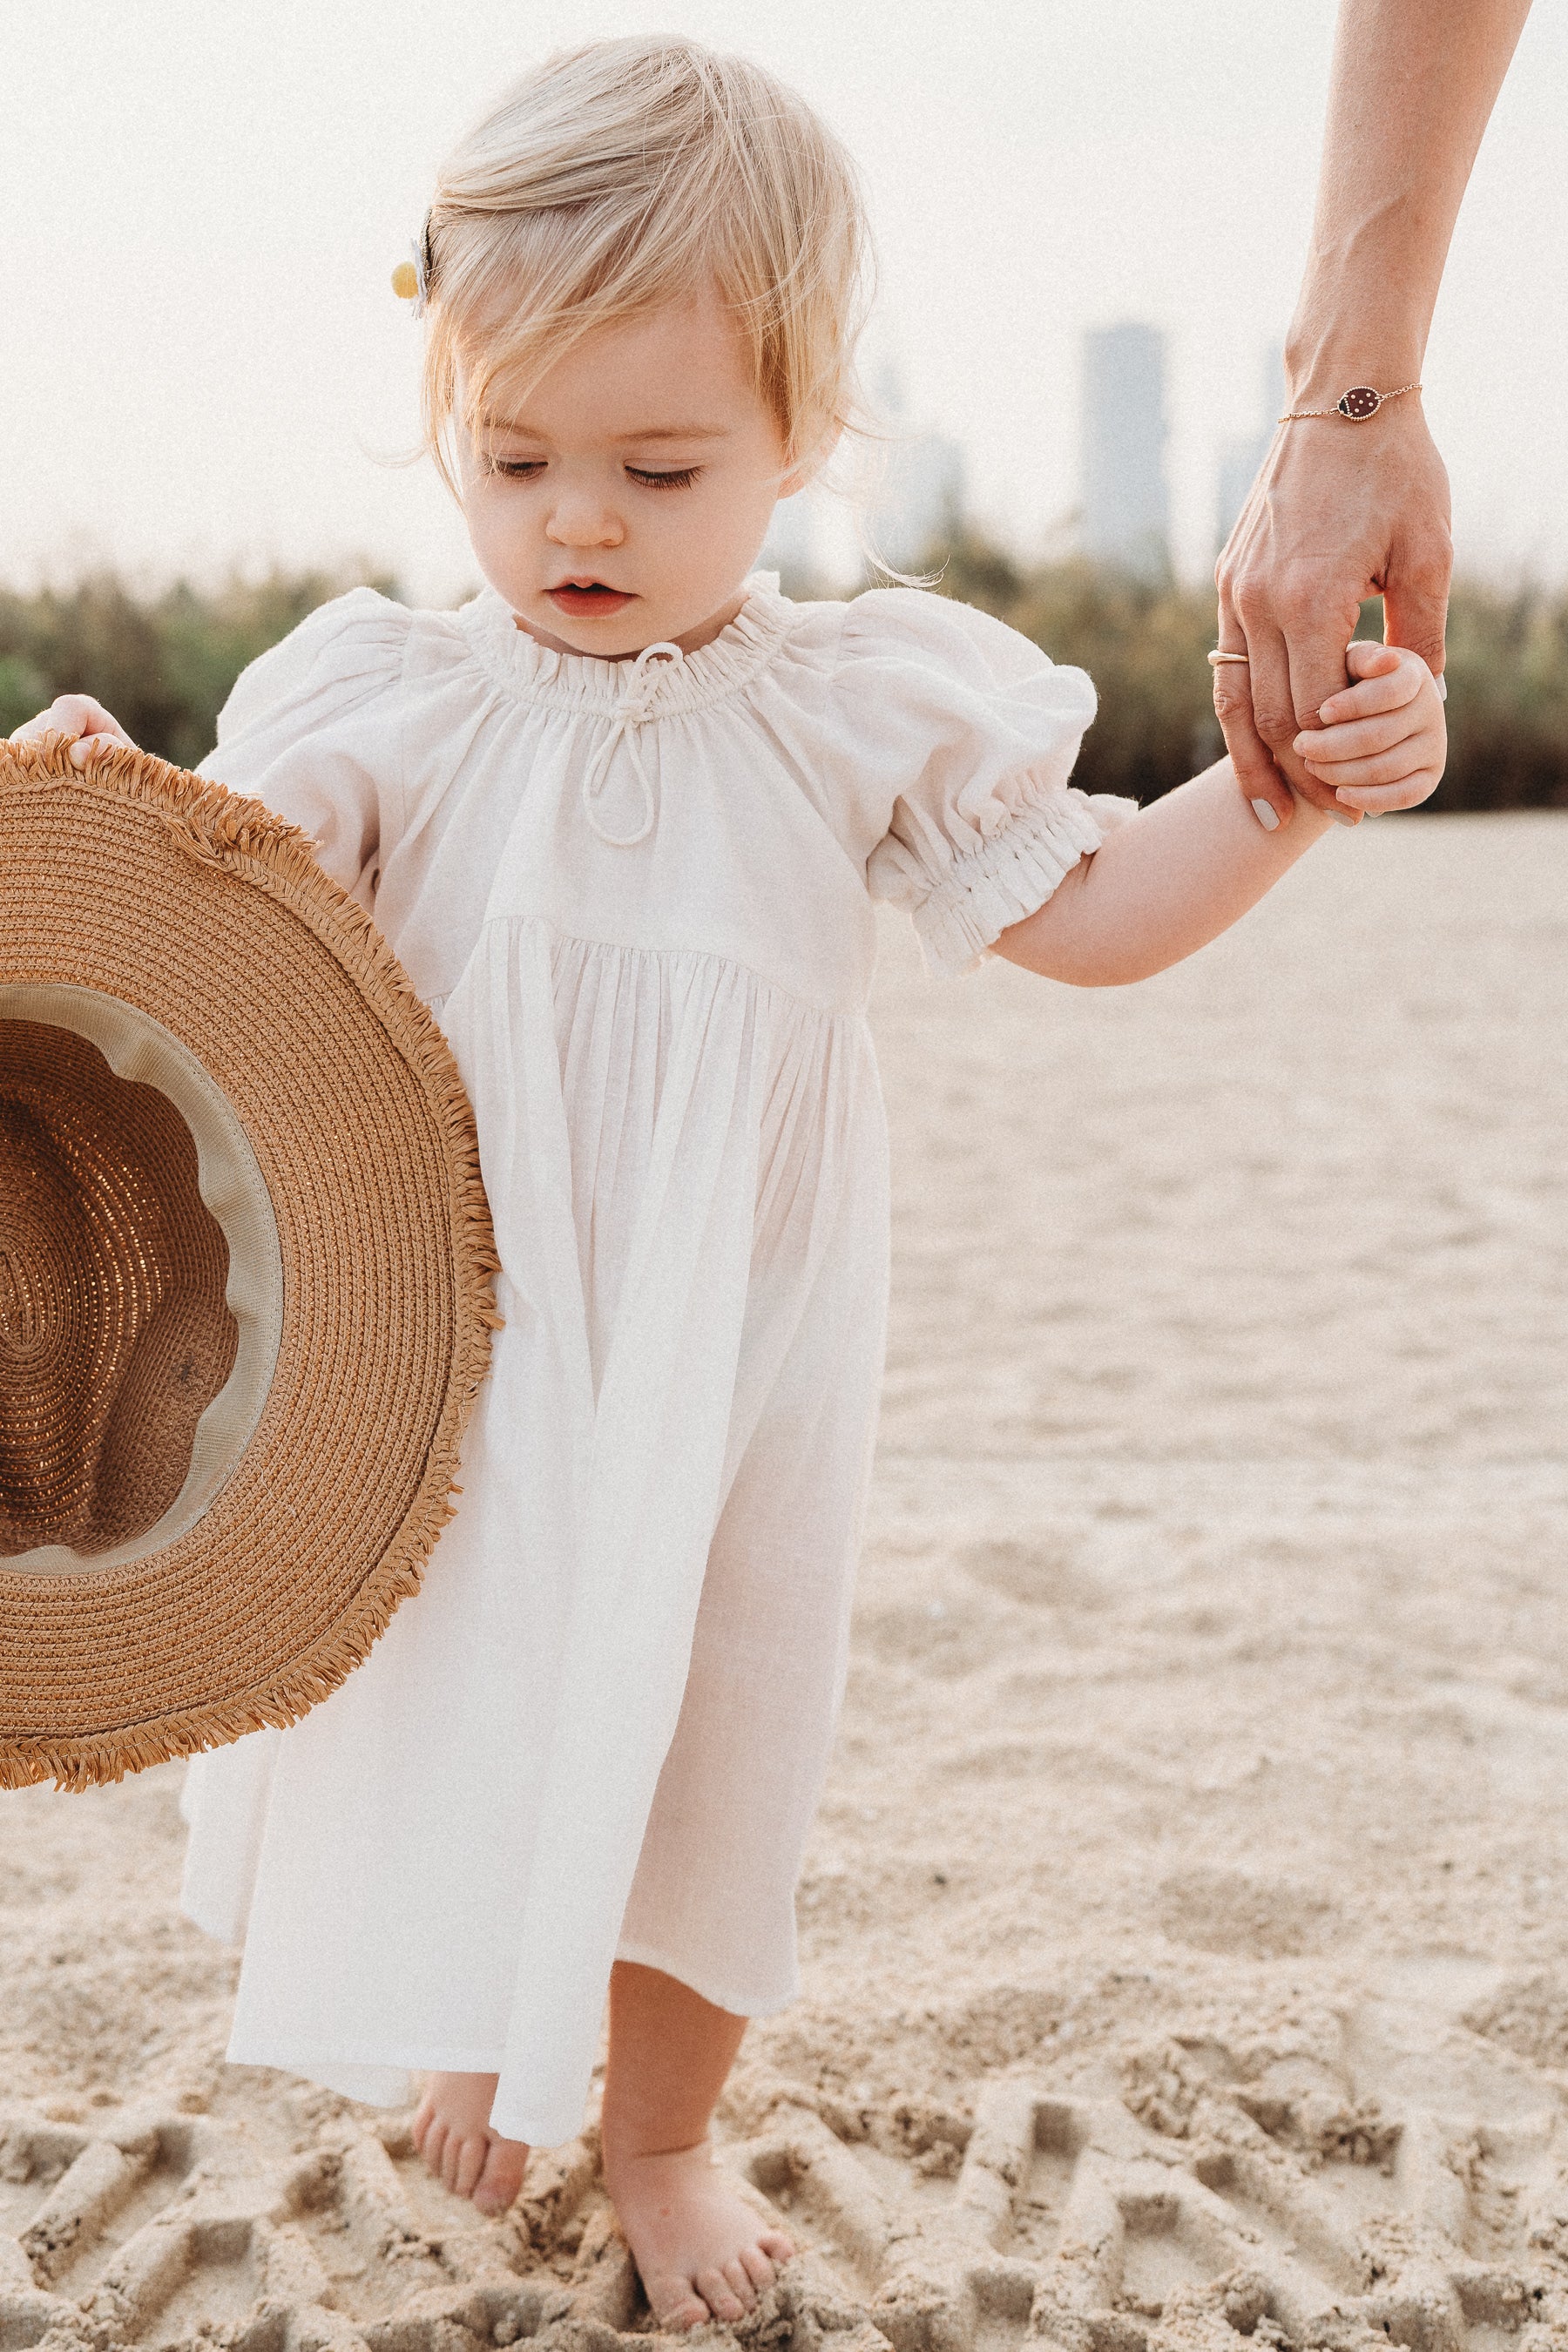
1207, 651, 1249, 667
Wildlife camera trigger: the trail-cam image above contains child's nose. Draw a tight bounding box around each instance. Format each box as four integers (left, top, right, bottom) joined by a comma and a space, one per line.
544, 497, 625, 551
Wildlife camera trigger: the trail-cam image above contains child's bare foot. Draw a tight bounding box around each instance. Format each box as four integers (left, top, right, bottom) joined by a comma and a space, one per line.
605, 2139, 795, 2330
410, 2072, 530, 2215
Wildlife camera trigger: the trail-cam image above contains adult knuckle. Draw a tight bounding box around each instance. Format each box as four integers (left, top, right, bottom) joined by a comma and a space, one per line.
1252, 696, 1297, 749
1411, 532, 1455, 585
1274, 586, 1326, 638
1229, 572, 1273, 628
1215, 544, 1249, 601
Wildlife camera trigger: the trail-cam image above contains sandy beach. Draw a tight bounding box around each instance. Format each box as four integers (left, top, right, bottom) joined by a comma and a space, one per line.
5, 811, 1568, 2352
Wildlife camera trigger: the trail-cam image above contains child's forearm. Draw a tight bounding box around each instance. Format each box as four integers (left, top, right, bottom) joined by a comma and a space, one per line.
991, 760, 1333, 988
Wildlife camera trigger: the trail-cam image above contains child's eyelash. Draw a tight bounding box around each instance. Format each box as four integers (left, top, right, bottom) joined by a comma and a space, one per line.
489, 462, 702, 490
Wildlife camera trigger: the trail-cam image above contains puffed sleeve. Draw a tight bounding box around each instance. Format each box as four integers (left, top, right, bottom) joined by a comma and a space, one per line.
194, 587, 410, 911
841, 588, 1138, 976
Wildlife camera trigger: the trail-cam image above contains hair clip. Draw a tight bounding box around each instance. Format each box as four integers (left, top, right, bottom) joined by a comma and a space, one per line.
390, 217, 432, 315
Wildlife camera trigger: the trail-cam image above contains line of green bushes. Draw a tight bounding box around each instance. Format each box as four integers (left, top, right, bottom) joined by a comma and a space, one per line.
0, 570, 397, 778
3, 551, 1566, 810
926, 537, 1568, 812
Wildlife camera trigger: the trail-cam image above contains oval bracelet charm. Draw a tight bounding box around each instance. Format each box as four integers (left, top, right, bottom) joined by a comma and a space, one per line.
1280, 382, 1422, 423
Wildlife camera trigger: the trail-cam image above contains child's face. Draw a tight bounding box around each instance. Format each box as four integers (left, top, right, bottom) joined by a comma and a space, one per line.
457, 283, 805, 659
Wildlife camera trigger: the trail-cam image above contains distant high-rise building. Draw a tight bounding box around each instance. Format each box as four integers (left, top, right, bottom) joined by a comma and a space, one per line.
760, 366, 965, 589
1214, 345, 1287, 555
1081, 323, 1170, 579
867, 364, 965, 572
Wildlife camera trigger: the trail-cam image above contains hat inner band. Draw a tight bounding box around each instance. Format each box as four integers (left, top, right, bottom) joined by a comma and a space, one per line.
0, 984, 283, 1575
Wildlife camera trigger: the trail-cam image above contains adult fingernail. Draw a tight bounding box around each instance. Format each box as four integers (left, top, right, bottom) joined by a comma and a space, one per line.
1329, 808, 1358, 827
1249, 798, 1280, 833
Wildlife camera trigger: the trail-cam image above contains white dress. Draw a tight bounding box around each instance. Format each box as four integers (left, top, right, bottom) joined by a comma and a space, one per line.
178, 574, 1124, 2147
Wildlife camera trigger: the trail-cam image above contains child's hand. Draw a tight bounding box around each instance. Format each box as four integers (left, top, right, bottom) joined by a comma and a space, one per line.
8, 694, 139, 768
1292, 641, 1446, 814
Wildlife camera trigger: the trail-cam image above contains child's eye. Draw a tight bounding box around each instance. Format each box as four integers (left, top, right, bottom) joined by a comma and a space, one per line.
626, 466, 701, 490
490, 458, 545, 479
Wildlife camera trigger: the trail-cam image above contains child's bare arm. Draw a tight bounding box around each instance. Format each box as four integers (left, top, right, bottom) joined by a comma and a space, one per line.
993, 642, 1444, 988
990, 755, 1333, 986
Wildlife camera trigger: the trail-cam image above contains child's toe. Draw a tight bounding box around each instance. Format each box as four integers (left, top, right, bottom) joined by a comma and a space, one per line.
694, 2268, 747, 2322
738, 2243, 776, 2292
760, 2227, 795, 2264
724, 2257, 758, 2307
653, 2283, 711, 2332
472, 2134, 529, 2214
453, 2132, 490, 2200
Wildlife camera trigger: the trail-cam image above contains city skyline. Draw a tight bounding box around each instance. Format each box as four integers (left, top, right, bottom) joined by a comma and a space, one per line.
761, 362, 965, 588
1080, 323, 1170, 580
767, 327, 1278, 590
3, 2, 1566, 602
1214, 346, 1286, 559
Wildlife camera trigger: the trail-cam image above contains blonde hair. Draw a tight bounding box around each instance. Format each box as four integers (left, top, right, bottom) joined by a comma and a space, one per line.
419, 35, 874, 497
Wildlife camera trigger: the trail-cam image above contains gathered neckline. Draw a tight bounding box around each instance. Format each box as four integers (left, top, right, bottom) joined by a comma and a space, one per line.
456, 573, 797, 717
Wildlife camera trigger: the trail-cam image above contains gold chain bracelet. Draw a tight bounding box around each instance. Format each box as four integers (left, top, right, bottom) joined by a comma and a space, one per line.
1280, 382, 1422, 422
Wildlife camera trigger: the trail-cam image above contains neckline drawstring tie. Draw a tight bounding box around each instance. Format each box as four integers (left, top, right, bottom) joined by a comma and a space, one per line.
580, 641, 685, 848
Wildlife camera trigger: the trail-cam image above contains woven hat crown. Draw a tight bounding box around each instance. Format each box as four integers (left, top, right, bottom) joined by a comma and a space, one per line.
1, 1016, 237, 1553
0, 736, 499, 1791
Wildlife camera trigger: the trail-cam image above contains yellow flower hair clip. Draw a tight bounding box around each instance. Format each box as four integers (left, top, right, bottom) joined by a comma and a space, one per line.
391, 219, 432, 316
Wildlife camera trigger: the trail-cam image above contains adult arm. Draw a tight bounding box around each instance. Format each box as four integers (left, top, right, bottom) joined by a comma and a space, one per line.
1218, 0, 1533, 826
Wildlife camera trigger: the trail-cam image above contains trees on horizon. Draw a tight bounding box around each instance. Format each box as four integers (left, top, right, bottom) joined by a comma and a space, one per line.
3, 549, 1565, 811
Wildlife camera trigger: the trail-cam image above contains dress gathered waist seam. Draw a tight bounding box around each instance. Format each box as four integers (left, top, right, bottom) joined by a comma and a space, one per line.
463, 913, 872, 1027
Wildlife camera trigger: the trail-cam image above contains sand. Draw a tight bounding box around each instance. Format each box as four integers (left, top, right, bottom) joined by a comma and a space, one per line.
5, 810, 1568, 2352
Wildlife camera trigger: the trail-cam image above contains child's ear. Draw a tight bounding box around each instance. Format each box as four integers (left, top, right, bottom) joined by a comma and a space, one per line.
778, 427, 841, 503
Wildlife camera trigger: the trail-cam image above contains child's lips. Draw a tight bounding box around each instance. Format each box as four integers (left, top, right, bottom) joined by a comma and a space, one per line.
548, 583, 634, 618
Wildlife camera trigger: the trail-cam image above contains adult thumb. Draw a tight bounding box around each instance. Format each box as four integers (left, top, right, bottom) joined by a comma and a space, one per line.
1383, 555, 1451, 679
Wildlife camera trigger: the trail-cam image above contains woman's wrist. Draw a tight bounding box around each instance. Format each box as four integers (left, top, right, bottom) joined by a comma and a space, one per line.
1283, 304, 1428, 414
1283, 340, 1428, 416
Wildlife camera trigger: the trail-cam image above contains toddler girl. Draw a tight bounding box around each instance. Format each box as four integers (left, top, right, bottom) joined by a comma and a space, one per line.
15, 34, 1445, 2334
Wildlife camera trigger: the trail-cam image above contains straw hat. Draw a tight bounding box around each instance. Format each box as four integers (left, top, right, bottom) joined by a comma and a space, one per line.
0, 735, 499, 1791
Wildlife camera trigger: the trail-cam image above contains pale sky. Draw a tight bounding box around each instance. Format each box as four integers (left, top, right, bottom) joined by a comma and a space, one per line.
3, 0, 1565, 604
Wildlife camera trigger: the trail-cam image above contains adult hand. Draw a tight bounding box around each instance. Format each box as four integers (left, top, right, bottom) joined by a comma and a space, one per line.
1213, 397, 1452, 827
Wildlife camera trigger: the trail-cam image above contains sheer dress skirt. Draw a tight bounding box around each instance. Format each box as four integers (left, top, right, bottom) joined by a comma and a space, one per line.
181, 926, 889, 2146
